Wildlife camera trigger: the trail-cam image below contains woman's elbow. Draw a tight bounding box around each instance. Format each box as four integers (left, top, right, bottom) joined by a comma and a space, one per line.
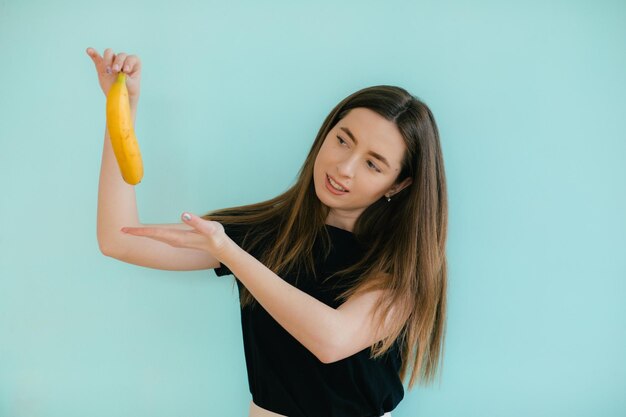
317, 351, 337, 364
316, 338, 345, 364
97, 237, 120, 258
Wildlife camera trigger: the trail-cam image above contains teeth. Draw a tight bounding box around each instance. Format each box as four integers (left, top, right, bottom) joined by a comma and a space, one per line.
328, 176, 346, 191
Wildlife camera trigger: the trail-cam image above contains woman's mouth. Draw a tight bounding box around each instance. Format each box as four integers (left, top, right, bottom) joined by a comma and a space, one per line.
326, 174, 349, 194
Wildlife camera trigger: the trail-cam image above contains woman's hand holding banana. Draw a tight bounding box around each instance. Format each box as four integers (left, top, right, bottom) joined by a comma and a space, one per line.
87, 47, 144, 185
86, 47, 141, 102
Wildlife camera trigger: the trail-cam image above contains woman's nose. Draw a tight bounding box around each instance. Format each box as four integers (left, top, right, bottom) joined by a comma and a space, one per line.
337, 157, 357, 178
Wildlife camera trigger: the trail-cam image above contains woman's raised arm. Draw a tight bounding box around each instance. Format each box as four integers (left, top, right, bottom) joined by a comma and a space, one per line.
88, 47, 220, 272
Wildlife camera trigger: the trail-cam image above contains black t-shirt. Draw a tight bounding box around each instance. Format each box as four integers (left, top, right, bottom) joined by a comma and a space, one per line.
214, 221, 404, 417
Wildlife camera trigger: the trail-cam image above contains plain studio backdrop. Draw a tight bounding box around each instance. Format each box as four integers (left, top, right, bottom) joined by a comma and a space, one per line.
0, 1, 624, 416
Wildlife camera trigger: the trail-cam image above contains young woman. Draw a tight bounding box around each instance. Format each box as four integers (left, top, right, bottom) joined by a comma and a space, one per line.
88, 47, 448, 417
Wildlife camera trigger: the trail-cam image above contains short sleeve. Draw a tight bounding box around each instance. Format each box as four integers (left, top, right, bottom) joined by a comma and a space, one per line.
213, 221, 249, 277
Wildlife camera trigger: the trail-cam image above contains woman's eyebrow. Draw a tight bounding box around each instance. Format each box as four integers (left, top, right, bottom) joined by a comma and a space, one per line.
339, 126, 391, 168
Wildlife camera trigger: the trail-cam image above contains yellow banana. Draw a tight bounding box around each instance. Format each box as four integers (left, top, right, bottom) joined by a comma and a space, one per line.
106, 72, 144, 185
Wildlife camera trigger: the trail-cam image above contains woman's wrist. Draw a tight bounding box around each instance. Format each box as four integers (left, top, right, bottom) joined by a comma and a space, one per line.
214, 237, 243, 268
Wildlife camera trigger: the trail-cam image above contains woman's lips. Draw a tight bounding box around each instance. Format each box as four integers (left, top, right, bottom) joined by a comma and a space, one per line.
326, 174, 349, 195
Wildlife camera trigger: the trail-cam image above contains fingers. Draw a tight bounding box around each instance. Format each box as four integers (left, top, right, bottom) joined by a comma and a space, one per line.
89, 48, 141, 77
111, 53, 127, 72
182, 212, 205, 228
120, 215, 228, 254
122, 227, 173, 243
112, 54, 140, 77
103, 48, 115, 74
121, 226, 153, 236
121, 226, 204, 249
182, 212, 223, 235
86, 47, 103, 71
86, 47, 100, 62
121, 55, 141, 78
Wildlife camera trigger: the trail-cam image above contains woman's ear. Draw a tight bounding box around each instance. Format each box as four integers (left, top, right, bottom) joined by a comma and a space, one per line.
388, 177, 413, 197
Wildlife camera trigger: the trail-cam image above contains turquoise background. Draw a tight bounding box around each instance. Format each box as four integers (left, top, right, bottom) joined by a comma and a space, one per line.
1, 0, 625, 416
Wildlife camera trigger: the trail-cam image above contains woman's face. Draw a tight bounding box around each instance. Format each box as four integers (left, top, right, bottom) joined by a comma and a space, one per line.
313, 107, 412, 230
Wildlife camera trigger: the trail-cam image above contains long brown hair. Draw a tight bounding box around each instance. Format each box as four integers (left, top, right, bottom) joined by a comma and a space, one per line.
201, 85, 448, 389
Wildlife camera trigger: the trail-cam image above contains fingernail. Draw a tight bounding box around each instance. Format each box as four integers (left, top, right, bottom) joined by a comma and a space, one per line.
182, 213, 191, 221
112, 64, 119, 71
123, 65, 130, 72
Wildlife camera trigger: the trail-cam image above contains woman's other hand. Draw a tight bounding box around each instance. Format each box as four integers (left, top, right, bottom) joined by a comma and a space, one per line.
120, 213, 234, 261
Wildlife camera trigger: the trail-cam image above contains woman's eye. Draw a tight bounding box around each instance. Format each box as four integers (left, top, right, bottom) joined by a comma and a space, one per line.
367, 160, 381, 172
337, 136, 380, 172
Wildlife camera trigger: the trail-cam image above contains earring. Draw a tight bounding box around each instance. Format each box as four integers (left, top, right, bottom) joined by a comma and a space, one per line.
386, 195, 391, 202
